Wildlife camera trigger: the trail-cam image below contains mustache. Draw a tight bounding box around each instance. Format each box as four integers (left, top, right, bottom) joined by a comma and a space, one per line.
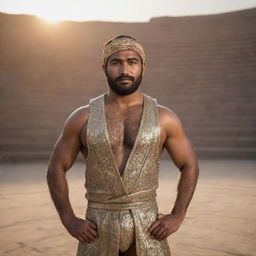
116, 75, 134, 81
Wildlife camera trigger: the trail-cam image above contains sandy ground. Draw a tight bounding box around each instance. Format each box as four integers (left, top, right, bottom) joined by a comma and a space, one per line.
0, 159, 255, 256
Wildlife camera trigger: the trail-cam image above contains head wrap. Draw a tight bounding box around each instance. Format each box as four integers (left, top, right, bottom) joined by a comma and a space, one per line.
102, 36, 145, 66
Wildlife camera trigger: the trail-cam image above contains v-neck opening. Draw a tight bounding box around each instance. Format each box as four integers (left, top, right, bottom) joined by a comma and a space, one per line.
102, 93, 146, 180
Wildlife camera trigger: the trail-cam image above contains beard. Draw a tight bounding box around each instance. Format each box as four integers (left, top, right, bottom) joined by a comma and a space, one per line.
105, 70, 143, 96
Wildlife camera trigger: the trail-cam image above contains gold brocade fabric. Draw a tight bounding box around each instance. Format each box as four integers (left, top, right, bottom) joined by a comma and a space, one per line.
77, 93, 171, 256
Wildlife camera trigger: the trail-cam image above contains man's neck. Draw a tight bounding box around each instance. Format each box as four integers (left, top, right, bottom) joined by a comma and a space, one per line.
105, 90, 144, 107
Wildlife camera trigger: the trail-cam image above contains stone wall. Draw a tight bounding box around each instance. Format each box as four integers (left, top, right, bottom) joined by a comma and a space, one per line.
0, 8, 255, 162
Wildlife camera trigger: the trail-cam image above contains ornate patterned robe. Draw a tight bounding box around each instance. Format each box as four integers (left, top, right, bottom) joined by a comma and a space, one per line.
77, 93, 171, 256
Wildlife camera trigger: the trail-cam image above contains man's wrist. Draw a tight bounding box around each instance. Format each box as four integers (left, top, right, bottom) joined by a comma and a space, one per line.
170, 209, 186, 221
60, 211, 76, 225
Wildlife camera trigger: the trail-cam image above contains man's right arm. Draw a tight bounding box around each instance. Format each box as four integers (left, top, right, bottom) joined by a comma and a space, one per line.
46, 106, 97, 243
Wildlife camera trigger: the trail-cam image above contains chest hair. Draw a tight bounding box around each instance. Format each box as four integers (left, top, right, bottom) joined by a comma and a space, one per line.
105, 104, 143, 150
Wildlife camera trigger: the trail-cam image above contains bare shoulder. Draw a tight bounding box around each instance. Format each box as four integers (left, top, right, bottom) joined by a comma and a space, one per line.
62, 105, 90, 135
158, 105, 182, 126
158, 105, 185, 138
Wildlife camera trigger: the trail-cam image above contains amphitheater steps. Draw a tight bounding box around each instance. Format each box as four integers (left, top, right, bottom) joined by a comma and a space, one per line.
1, 9, 256, 161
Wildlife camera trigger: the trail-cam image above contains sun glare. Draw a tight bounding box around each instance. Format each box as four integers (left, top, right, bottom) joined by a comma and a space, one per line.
35, 8, 66, 24
37, 15, 62, 24
43, 17, 60, 24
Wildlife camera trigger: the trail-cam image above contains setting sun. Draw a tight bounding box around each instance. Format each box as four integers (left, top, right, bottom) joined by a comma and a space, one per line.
34, 7, 67, 24
1, 0, 256, 23
37, 15, 61, 24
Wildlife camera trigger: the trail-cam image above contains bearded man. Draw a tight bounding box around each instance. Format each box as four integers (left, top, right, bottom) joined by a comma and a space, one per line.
46, 35, 199, 256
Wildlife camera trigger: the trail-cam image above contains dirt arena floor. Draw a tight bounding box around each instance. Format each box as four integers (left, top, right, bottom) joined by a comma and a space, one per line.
0, 159, 255, 256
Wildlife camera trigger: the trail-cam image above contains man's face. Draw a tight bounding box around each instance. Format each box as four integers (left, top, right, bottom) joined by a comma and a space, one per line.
102, 50, 145, 96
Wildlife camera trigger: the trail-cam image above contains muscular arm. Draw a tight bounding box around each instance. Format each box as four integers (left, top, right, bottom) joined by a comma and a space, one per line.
46, 106, 97, 243
46, 108, 83, 221
163, 109, 199, 218
148, 106, 199, 240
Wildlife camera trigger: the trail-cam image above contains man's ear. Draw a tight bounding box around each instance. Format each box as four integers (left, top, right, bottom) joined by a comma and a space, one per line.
142, 63, 146, 75
102, 65, 107, 75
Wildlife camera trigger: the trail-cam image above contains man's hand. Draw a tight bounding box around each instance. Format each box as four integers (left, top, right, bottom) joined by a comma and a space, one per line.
63, 215, 98, 243
147, 213, 184, 241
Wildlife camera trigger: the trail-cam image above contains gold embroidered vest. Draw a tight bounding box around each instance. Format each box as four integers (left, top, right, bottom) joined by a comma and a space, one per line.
77, 93, 171, 256
84, 92, 161, 207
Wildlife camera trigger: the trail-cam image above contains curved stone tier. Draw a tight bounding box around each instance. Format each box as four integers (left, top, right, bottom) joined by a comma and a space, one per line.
0, 8, 255, 161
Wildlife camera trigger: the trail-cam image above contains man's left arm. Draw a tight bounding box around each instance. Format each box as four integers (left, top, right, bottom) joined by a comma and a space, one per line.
148, 108, 199, 240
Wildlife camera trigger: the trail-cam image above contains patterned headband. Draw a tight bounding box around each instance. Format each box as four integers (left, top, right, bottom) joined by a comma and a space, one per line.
102, 38, 145, 65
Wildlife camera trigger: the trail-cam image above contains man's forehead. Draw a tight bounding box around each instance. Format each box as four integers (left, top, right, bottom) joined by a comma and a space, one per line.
108, 50, 141, 60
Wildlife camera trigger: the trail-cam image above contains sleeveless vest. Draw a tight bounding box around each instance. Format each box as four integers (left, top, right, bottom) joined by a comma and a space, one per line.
78, 92, 171, 256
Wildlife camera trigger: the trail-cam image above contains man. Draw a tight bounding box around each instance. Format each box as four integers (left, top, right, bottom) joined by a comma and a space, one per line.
46, 35, 199, 256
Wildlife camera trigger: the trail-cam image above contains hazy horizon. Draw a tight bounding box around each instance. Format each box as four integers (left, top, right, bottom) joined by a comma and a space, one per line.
0, 0, 256, 23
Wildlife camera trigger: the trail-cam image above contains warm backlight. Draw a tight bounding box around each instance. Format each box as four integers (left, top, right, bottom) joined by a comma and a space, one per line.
38, 16, 61, 24
36, 11, 63, 24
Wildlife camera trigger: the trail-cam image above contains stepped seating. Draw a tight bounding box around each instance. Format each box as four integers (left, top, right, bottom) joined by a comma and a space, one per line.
0, 8, 255, 161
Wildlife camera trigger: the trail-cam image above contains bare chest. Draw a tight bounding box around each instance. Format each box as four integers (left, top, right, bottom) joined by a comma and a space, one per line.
105, 104, 143, 150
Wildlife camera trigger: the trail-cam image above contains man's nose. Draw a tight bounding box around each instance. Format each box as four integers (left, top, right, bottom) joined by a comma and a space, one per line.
120, 62, 130, 75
